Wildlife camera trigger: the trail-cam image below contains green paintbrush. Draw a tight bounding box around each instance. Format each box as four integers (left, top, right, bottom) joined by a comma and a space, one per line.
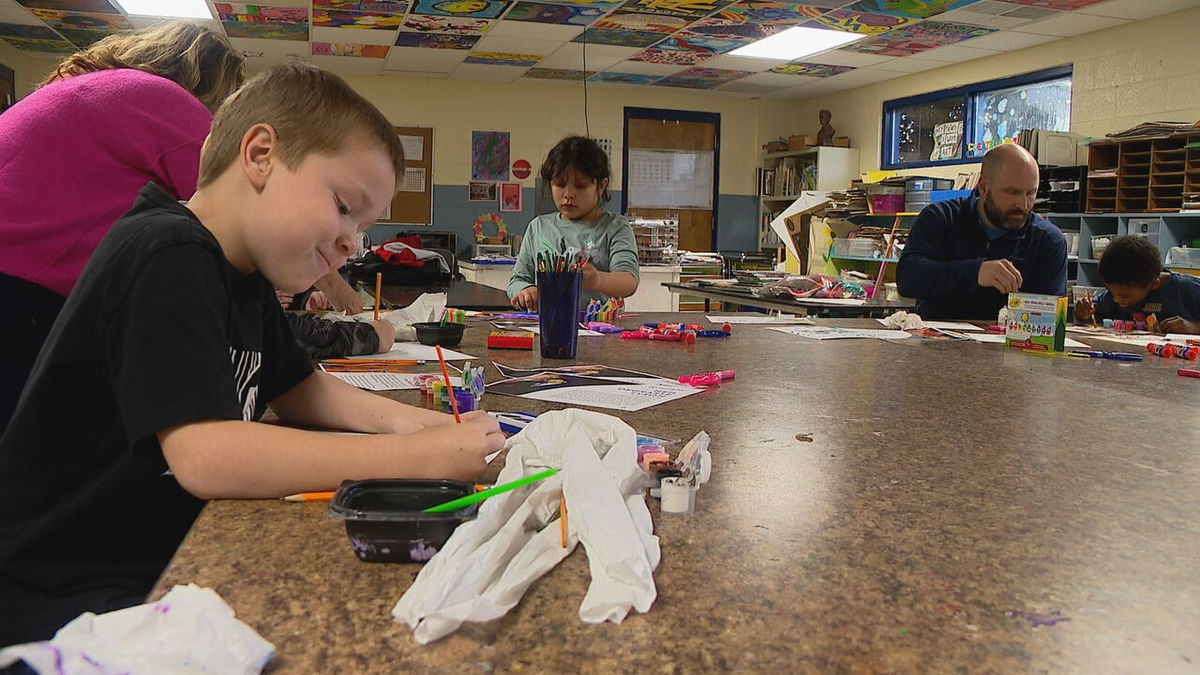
422, 467, 560, 513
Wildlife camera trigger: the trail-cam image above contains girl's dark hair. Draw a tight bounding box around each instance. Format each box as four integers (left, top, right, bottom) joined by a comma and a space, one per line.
1098, 235, 1163, 286
539, 136, 611, 203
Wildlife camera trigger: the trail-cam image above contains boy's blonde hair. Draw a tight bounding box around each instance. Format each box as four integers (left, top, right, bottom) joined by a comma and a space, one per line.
40, 21, 244, 113
197, 63, 404, 189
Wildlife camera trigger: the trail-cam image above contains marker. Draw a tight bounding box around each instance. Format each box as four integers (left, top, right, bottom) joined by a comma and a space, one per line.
281, 491, 336, 502
423, 467, 559, 513
1179, 368, 1200, 379
1070, 350, 1144, 361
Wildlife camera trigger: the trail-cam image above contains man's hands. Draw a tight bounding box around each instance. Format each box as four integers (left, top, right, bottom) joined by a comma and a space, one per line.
978, 259, 1023, 294
512, 286, 538, 311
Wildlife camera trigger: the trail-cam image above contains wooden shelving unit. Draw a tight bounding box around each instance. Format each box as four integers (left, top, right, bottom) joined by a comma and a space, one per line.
1087, 133, 1200, 213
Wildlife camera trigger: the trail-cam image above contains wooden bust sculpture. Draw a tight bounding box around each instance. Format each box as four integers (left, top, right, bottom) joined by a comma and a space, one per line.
817, 109, 835, 146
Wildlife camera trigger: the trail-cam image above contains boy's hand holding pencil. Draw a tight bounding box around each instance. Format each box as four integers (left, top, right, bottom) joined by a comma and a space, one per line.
1074, 294, 1095, 322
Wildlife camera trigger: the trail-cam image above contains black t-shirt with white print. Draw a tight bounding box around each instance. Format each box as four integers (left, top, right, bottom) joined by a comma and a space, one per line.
0, 183, 312, 642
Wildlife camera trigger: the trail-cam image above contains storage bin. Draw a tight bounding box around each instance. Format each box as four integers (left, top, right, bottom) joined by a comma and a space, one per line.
1062, 231, 1080, 257
831, 237, 883, 258
1090, 235, 1113, 258
865, 183, 905, 214
905, 177, 953, 192
329, 479, 478, 563
1165, 247, 1200, 268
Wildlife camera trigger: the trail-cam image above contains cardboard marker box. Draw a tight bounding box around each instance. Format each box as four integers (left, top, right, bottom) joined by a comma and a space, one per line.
1005, 293, 1067, 352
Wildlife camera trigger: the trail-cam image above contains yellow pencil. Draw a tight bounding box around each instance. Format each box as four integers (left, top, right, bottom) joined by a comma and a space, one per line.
373, 272, 382, 321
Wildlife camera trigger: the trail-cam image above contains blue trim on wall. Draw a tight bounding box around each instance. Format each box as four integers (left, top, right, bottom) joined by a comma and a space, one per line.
368, 185, 759, 259
881, 64, 1074, 171
622, 107, 721, 250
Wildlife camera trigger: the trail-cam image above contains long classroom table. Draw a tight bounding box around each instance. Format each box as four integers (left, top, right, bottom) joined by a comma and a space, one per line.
664, 281, 916, 317
152, 315, 1200, 672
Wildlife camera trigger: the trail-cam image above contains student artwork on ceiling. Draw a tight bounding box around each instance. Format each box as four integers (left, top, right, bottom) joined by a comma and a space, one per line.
465, 51, 543, 65
680, 20, 786, 40
472, 131, 510, 181
845, 0, 981, 19
589, 71, 663, 84
571, 27, 663, 47
845, 20, 995, 56
522, 67, 591, 80
615, 0, 735, 19
412, 0, 512, 18
500, 182, 523, 212
704, 1, 824, 25
313, 9, 408, 28
29, 7, 129, 45
12, 0, 121, 11
399, 15, 493, 33
313, 42, 390, 57
769, 62, 855, 77
656, 66, 752, 89
215, 4, 310, 41
394, 31, 481, 47
803, 8, 917, 34
0, 22, 75, 52
630, 34, 744, 64
314, 0, 408, 11
505, 2, 607, 25
469, 181, 498, 201
593, 10, 691, 33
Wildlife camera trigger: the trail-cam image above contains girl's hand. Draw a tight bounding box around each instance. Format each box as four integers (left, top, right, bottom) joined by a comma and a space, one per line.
305, 291, 333, 311
275, 290, 295, 309
512, 286, 539, 310
581, 262, 600, 290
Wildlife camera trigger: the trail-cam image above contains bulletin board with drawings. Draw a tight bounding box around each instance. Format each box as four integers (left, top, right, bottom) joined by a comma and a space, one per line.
380, 126, 433, 226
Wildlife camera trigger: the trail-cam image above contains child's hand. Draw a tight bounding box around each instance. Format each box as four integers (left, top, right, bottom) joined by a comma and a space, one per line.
275, 290, 295, 309
581, 261, 600, 290
305, 290, 333, 311
1074, 295, 1095, 321
512, 286, 538, 310
369, 319, 395, 352
977, 259, 1023, 294
1159, 316, 1200, 334
414, 411, 505, 480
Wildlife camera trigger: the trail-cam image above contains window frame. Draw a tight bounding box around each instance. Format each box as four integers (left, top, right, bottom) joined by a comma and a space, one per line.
880, 64, 1073, 171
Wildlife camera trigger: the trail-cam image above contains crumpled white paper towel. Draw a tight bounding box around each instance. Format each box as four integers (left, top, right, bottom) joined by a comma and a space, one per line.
0, 584, 274, 674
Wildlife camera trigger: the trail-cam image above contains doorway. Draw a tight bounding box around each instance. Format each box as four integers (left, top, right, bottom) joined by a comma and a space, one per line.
622, 107, 720, 252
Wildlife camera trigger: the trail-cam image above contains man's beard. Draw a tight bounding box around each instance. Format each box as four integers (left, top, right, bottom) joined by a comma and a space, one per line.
983, 192, 1029, 231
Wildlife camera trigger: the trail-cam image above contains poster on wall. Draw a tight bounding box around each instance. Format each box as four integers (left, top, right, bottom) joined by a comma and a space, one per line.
469, 181, 498, 201
499, 182, 523, 212
472, 131, 510, 181
930, 120, 963, 162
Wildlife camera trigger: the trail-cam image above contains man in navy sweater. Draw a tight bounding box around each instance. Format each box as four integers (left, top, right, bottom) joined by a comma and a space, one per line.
897, 144, 1067, 320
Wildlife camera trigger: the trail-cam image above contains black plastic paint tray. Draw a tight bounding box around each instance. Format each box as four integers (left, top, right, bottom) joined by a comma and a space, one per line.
328, 479, 477, 563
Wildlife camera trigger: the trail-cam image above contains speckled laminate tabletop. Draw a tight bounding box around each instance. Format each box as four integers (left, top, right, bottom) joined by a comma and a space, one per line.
151, 315, 1200, 673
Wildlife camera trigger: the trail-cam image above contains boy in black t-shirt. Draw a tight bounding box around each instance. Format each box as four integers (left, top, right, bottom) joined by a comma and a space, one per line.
0, 64, 504, 645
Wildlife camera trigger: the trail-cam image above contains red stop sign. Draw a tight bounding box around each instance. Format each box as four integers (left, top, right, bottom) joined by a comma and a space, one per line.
512, 159, 531, 180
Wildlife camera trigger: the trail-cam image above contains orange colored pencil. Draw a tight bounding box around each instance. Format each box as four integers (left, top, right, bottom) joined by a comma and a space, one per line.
435, 345, 462, 423
373, 272, 382, 321
560, 493, 568, 548
281, 491, 335, 502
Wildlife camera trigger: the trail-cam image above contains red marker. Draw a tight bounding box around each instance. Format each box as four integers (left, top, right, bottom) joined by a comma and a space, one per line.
1179, 368, 1200, 379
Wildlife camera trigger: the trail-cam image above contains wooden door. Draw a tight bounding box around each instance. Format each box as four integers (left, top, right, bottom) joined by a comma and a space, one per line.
625, 116, 718, 252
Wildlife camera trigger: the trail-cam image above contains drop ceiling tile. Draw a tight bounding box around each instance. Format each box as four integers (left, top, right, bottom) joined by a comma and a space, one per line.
606, 59, 689, 75
959, 28, 1056, 50
384, 45, 469, 71
1012, 11, 1128, 36
311, 54, 388, 73
703, 53, 782, 72
450, 61, 529, 81
824, 67, 904, 86
486, 18, 584, 40
808, 49, 894, 67
312, 25, 399, 46
471, 33, 564, 55
738, 70, 817, 86
906, 43, 999, 62
870, 56, 954, 72
1074, 0, 1200, 20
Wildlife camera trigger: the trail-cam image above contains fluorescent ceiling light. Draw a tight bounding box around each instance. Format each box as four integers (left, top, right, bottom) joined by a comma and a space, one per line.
113, 0, 214, 19
729, 25, 867, 60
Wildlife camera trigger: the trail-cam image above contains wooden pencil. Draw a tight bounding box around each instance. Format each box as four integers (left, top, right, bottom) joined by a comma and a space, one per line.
435, 345, 462, 423
373, 272, 382, 321
560, 493, 568, 548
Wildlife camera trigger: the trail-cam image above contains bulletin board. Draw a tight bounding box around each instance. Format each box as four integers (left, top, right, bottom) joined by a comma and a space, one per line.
380, 126, 433, 226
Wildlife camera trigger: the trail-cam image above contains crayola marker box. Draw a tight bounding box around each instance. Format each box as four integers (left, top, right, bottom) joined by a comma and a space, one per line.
1005, 292, 1067, 352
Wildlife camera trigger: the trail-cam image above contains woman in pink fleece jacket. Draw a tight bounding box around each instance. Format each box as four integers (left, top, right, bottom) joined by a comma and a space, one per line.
0, 22, 244, 431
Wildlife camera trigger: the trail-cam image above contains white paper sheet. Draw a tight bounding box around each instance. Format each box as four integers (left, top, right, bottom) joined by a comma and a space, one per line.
398, 134, 424, 161
326, 373, 424, 391
489, 374, 699, 412
346, 343, 475, 361
876, 318, 982, 331
767, 326, 912, 340
965, 333, 1090, 348
706, 314, 815, 325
